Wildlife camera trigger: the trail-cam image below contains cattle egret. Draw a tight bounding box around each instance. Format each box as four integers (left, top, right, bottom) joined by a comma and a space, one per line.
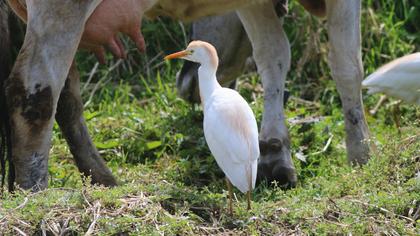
362, 53, 420, 105
362, 53, 420, 129
165, 41, 260, 214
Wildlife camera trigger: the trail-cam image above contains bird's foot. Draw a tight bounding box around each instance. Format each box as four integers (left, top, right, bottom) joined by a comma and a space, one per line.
257, 138, 297, 188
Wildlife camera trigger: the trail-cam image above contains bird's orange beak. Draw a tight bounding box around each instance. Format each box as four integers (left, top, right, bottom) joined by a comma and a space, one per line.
164, 50, 189, 60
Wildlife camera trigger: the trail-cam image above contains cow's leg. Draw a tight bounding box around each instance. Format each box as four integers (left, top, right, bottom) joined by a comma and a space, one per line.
5, 0, 102, 191
237, 2, 297, 187
56, 63, 117, 186
325, 0, 370, 165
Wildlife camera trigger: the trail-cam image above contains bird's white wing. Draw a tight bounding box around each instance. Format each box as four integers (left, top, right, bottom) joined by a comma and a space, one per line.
363, 53, 420, 90
362, 53, 420, 103
203, 88, 259, 193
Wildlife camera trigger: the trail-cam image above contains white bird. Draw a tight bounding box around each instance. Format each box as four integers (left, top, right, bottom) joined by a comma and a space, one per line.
362, 53, 420, 105
165, 41, 259, 213
362, 53, 420, 130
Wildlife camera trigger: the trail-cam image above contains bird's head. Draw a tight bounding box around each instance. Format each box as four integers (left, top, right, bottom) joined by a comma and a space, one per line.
165, 40, 219, 69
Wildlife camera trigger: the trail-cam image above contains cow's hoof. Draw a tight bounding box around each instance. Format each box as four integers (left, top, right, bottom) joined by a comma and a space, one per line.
257, 138, 297, 188
92, 175, 118, 187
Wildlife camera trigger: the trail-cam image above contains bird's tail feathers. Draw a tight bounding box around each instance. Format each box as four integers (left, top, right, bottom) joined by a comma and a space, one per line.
246, 140, 258, 192
362, 72, 382, 87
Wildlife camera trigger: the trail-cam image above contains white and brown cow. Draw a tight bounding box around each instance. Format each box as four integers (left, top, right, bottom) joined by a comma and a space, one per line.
0, 0, 370, 191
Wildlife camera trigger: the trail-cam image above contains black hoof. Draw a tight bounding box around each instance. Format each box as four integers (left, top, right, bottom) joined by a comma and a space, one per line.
257, 162, 297, 188
257, 138, 297, 188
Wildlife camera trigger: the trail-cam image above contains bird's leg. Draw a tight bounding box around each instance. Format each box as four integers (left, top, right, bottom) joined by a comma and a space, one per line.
370, 95, 387, 116
247, 165, 252, 211
247, 191, 251, 210
392, 101, 402, 134
225, 178, 233, 215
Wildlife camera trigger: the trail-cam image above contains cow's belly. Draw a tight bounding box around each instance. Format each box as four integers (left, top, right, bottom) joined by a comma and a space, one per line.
146, 0, 269, 22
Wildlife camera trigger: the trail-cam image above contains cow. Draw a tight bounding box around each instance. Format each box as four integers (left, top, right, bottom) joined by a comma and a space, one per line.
0, 0, 370, 191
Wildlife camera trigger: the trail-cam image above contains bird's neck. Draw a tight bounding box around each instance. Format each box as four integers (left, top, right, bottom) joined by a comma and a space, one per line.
198, 64, 221, 104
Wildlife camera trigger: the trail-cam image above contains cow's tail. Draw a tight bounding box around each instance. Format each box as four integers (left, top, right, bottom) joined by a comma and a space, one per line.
0, 1, 14, 192
298, 0, 326, 18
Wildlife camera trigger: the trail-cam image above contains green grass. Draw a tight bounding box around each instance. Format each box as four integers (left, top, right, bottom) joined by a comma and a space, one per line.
1, 1, 420, 235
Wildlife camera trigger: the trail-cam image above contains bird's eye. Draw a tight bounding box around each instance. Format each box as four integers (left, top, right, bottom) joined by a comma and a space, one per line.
189, 50, 194, 54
